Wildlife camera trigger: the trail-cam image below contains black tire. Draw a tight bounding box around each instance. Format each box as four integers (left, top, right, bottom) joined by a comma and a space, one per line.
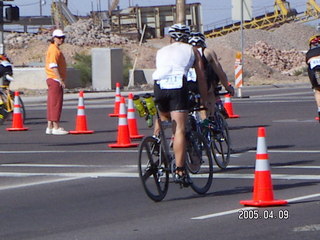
138, 136, 169, 202
211, 112, 231, 169
186, 131, 213, 194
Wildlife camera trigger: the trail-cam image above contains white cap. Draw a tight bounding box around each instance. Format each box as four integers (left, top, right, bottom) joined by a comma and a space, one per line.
52, 29, 65, 38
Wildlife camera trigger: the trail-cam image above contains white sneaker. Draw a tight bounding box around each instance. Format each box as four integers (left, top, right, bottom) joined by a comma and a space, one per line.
52, 127, 69, 135
46, 128, 52, 135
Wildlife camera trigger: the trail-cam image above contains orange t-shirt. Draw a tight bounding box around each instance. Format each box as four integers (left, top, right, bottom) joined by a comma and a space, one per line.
45, 43, 67, 80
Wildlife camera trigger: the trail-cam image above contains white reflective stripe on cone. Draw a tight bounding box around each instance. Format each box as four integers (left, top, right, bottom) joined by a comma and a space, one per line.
77, 108, 85, 116
255, 159, 270, 171
257, 137, 267, 154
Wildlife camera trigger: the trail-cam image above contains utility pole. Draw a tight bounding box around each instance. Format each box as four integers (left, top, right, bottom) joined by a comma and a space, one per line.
176, 0, 185, 24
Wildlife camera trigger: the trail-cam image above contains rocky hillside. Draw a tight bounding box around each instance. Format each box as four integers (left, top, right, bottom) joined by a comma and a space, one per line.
5, 19, 318, 86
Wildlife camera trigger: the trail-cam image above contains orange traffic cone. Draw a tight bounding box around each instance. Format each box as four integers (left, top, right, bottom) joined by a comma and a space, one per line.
224, 94, 239, 118
109, 82, 121, 117
240, 127, 287, 207
6, 91, 28, 131
69, 91, 94, 134
108, 97, 139, 148
127, 93, 144, 139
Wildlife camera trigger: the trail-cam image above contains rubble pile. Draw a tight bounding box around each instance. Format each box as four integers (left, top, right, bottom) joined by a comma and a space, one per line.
245, 41, 306, 73
4, 18, 133, 49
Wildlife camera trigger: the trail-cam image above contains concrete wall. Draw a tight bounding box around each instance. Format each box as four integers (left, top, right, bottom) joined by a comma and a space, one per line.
9, 67, 82, 90
129, 69, 155, 86
92, 48, 123, 91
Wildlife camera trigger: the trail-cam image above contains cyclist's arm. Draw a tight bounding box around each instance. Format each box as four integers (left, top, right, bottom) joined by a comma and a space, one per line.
193, 47, 208, 106
204, 48, 234, 96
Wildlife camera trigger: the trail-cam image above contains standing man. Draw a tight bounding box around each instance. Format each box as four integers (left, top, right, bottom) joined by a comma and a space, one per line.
306, 35, 320, 122
152, 24, 207, 186
45, 29, 69, 135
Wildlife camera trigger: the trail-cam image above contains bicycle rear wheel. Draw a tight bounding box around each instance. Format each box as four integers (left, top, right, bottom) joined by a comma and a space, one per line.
138, 136, 169, 202
186, 131, 213, 194
211, 112, 230, 169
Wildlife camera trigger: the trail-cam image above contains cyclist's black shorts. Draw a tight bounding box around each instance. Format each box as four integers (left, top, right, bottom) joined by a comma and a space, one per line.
307, 66, 320, 89
154, 77, 189, 112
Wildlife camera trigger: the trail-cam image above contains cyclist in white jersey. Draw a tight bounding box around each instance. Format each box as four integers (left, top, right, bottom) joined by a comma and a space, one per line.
153, 24, 207, 186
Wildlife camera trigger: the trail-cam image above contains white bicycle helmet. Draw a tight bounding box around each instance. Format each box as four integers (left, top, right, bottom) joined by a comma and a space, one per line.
168, 23, 190, 42
188, 32, 206, 47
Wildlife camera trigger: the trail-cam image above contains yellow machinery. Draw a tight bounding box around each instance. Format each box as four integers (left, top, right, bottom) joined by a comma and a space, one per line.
205, 0, 320, 38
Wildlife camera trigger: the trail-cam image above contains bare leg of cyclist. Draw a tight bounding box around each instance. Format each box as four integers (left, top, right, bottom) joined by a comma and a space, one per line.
153, 111, 170, 137
170, 111, 188, 175
314, 89, 320, 121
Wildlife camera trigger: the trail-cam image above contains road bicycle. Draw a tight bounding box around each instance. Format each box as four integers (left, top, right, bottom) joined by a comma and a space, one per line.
0, 84, 26, 125
138, 95, 213, 202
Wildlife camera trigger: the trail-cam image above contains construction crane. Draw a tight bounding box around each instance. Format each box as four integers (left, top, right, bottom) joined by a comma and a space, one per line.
205, 0, 320, 38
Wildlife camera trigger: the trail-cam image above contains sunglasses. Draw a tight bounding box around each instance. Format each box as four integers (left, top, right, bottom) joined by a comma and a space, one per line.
56, 36, 65, 39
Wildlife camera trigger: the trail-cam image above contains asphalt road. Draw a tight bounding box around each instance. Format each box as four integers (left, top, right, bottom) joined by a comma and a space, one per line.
0, 84, 319, 240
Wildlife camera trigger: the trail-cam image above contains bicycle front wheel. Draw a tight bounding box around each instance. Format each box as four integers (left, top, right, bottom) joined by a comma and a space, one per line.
211, 112, 231, 169
186, 131, 213, 194
138, 136, 169, 202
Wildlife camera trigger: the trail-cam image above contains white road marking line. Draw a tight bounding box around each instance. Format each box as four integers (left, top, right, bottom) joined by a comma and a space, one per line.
191, 193, 320, 220
0, 177, 82, 191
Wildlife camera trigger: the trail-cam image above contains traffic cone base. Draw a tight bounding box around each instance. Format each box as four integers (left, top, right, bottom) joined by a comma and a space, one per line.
6, 126, 28, 131
109, 142, 139, 148
109, 113, 119, 117
240, 127, 287, 207
69, 130, 94, 134
6, 92, 28, 131
240, 199, 288, 207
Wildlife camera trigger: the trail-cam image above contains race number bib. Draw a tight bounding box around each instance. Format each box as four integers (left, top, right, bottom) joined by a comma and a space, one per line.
310, 57, 320, 69
159, 74, 184, 89
187, 68, 197, 82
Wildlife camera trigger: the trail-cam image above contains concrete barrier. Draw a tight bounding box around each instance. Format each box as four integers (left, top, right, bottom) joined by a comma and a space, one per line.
10, 67, 82, 90
128, 69, 155, 86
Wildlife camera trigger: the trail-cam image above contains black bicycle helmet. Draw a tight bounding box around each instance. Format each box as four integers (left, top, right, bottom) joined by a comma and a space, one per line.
188, 32, 206, 47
